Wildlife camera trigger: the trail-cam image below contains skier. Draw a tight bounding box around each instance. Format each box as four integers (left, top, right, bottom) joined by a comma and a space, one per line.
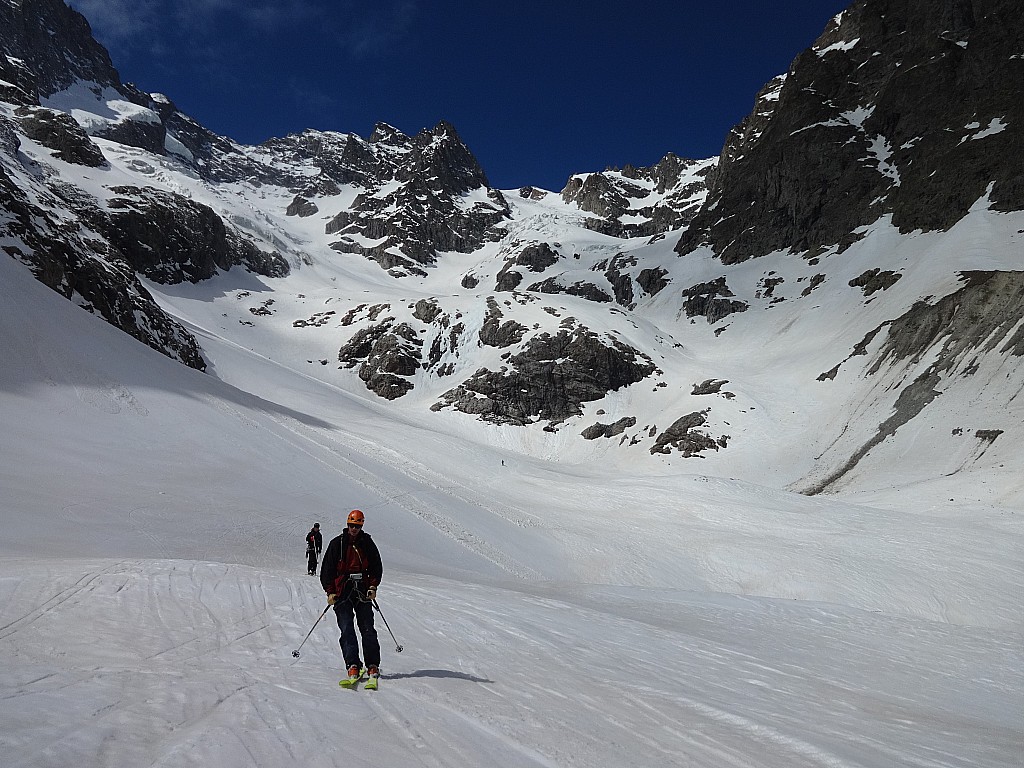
320, 509, 383, 686
305, 522, 322, 575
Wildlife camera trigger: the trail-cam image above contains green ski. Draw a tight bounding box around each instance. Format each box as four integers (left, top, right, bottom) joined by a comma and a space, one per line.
339, 667, 364, 688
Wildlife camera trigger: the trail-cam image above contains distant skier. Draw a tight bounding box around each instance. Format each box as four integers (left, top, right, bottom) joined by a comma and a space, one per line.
305, 522, 322, 575
320, 510, 383, 686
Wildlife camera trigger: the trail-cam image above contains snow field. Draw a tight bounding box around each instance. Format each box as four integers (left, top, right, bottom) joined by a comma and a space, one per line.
2, 559, 1020, 768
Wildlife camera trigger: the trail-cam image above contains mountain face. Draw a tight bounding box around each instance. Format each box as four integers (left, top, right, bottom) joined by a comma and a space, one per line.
0, 0, 119, 103
676, 0, 1024, 262
560, 153, 716, 239
2, 0, 1022, 497
315, 121, 511, 277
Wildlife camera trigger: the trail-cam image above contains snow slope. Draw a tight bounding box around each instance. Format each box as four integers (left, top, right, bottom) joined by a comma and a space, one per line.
1, 216, 1021, 767
3, 559, 1019, 768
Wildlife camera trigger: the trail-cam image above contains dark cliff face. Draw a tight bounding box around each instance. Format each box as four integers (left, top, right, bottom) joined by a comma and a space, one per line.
105, 187, 291, 284
677, 0, 1024, 263
0, 0, 122, 103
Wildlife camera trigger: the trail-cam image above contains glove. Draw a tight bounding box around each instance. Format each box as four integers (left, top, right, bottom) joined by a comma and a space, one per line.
366, 586, 377, 601
327, 593, 337, 606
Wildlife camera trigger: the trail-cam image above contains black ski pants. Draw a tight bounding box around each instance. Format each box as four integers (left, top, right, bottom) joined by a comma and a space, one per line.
334, 593, 380, 669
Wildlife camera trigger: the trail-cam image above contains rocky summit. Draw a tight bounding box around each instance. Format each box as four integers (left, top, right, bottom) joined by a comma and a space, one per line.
1, 0, 1022, 496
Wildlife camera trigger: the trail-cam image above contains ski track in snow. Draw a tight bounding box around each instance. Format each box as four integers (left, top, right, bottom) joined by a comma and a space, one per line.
259, 409, 545, 581
0, 559, 1020, 768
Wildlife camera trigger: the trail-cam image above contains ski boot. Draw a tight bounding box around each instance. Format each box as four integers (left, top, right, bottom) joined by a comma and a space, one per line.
364, 665, 379, 690
339, 665, 363, 688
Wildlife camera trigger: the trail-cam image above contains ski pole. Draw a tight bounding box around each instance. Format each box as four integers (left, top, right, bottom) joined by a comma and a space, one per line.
292, 603, 332, 658
372, 598, 404, 652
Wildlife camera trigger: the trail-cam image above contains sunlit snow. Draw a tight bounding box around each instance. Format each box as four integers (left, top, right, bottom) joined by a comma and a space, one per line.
1, 216, 1021, 767
1, 80, 1022, 766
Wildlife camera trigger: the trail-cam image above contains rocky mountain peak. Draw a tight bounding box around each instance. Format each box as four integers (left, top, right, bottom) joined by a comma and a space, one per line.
427, 119, 459, 139
369, 121, 408, 145
322, 120, 508, 275
677, 0, 1024, 263
407, 119, 491, 193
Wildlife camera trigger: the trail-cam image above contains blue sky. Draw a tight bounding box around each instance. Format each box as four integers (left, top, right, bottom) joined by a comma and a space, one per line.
68, 0, 851, 191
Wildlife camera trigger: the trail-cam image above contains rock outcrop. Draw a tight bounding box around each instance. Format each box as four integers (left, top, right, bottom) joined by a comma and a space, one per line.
433, 322, 656, 425
562, 153, 715, 239
104, 187, 289, 284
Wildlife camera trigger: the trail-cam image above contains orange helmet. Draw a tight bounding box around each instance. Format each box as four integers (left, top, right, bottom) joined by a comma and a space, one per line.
347, 509, 365, 526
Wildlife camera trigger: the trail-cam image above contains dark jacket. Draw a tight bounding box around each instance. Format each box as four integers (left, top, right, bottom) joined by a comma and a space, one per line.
306, 527, 322, 554
320, 529, 382, 598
